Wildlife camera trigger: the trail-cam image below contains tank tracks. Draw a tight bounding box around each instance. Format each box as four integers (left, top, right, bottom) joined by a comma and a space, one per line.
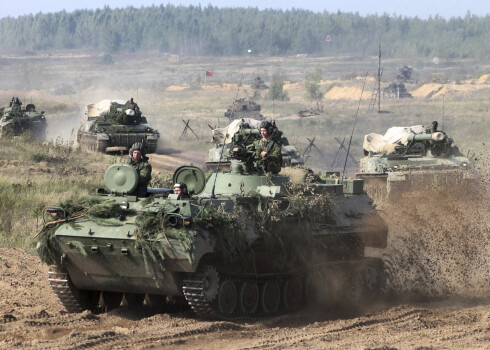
48, 265, 86, 313
182, 271, 293, 321
183, 258, 384, 320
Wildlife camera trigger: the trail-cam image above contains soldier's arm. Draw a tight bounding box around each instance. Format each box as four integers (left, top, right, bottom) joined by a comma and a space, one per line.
139, 163, 152, 184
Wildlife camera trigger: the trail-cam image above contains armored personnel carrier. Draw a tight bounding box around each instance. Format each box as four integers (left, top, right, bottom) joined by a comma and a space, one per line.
206, 118, 304, 170
224, 98, 264, 121
0, 97, 47, 139
77, 99, 159, 153
357, 122, 470, 201
38, 124, 387, 319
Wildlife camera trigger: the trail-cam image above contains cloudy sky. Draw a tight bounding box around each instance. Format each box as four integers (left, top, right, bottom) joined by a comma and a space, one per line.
2, 0, 489, 19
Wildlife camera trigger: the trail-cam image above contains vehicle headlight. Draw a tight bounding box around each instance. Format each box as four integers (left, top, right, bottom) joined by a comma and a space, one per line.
393, 165, 399, 169
120, 200, 130, 210
462, 163, 467, 167
44, 207, 66, 222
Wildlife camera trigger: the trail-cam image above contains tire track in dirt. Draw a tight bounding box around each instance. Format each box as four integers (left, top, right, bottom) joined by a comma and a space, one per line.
242, 308, 427, 349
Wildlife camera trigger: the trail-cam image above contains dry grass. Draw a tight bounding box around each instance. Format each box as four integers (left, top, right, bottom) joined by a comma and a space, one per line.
0, 51, 489, 247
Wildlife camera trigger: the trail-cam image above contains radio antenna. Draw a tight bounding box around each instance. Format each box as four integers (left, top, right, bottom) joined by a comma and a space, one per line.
211, 75, 242, 198
341, 73, 368, 182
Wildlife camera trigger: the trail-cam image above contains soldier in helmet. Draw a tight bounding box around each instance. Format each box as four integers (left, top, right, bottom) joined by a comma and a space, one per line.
252, 121, 282, 174
126, 142, 152, 196
173, 182, 190, 199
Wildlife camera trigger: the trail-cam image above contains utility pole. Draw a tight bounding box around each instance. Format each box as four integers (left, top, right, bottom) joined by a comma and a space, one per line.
377, 44, 381, 112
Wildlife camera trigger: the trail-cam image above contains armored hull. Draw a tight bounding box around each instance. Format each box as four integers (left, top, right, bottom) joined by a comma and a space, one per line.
38, 162, 387, 319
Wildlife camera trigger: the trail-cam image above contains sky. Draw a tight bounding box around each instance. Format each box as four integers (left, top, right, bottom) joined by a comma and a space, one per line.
1, 0, 489, 19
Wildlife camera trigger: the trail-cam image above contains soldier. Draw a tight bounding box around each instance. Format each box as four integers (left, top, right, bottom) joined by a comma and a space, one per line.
11, 97, 22, 112
173, 183, 190, 199
126, 142, 152, 196
430, 121, 439, 133
252, 121, 282, 174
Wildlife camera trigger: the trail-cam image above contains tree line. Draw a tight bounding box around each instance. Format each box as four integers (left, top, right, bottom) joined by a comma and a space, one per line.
1, 5, 489, 58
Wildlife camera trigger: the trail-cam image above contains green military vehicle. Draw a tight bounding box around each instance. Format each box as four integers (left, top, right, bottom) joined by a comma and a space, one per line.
357, 122, 471, 201
206, 119, 304, 171
224, 98, 264, 121
77, 99, 159, 153
38, 123, 387, 319
0, 97, 47, 139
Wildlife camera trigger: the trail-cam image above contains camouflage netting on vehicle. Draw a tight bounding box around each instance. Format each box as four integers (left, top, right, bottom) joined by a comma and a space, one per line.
37, 185, 334, 273
248, 184, 334, 268
37, 196, 136, 265
194, 203, 249, 259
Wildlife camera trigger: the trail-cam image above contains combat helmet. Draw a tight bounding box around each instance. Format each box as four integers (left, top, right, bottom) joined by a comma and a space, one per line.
129, 142, 146, 157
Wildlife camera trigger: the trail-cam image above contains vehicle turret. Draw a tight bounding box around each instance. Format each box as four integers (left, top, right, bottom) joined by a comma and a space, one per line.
358, 124, 471, 201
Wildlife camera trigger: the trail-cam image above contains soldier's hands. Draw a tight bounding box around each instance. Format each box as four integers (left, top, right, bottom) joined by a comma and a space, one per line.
260, 151, 267, 158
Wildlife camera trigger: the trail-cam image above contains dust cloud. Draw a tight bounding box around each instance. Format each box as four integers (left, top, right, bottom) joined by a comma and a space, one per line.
379, 152, 490, 298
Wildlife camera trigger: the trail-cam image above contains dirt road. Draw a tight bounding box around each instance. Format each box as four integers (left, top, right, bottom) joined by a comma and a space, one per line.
0, 248, 488, 349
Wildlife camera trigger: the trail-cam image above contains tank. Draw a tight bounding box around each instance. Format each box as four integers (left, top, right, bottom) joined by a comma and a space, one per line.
357, 123, 471, 201
383, 82, 412, 98
206, 118, 305, 171
77, 99, 159, 153
0, 98, 47, 139
224, 98, 264, 121
37, 124, 387, 319
250, 76, 269, 90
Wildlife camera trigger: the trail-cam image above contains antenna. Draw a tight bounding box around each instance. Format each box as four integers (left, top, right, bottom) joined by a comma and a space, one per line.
136, 84, 139, 102
211, 75, 242, 197
341, 73, 368, 182
441, 94, 445, 131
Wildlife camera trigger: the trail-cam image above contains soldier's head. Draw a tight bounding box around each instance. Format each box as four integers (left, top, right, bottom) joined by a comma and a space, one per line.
130, 142, 145, 160
259, 121, 273, 139
431, 121, 439, 132
173, 183, 182, 195
130, 97, 134, 104
173, 183, 188, 196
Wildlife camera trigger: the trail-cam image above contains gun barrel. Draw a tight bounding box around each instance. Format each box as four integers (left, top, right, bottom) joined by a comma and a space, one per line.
406, 132, 445, 142
241, 128, 260, 136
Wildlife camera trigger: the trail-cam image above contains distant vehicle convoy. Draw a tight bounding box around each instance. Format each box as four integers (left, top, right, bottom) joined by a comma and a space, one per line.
77, 99, 159, 153
0, 97, 47, 139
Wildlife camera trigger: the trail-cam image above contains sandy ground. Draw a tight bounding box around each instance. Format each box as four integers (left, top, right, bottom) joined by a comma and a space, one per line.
0, 248, 488, 350
0, 163, 489, 349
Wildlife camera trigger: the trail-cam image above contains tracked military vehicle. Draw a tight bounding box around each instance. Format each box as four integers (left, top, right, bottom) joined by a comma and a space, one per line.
0, 97, 47, 139
206, 118, 304, 171
357, 122, 470, 201
38, 123, 387, 319
224, 98, 264, 121
77, 99, 159, 153
383, 82, 412, 98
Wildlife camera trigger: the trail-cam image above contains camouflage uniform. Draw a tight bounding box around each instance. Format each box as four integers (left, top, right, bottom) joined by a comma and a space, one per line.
127, 142, 152, 196
126, 157, 152, 196
253, 138, 282, 174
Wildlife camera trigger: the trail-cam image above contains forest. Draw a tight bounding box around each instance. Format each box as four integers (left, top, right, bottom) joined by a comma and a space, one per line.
0, 5, 489, 58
